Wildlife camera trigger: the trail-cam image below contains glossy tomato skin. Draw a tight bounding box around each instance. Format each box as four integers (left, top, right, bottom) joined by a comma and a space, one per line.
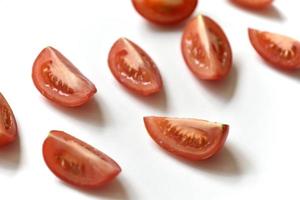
43, 130, 121, 188
108, 38, 163, 96
181, 15, 232, 80
0, 93, 17, 147
32, 47, 97, 107
231, 0, 273, 10
132, 0, 198, 25
144, 116, 229, 161
248, 28, 300, 70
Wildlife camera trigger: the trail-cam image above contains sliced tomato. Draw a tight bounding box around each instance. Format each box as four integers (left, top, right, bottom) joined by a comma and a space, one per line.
144, 116, 229, 161
231, 0, 273, 10
248, 28, 300, 70
181, 15, 232, 80
108, 38, 163, 96
0, 93, 17, 147
132, 0, 198, 25
43, 130, 121, 188
32, 47, 97, 107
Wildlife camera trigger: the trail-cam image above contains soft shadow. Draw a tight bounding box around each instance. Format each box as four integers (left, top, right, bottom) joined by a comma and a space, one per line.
59, 179, 129, 200
143, 21, 187, 33
172, 146, 246, 177
46, 97, 105, 128
0, 136, 21, 171
250, 5, 285, 21
257, 57, 300, 82
279, 70, 300, 82
229, 1, 285, 21
155, 144, 248, 178
190, 147, 243, 176
200, 65, 239, 103
126, 86, 168, 112
141, 12, 200, 33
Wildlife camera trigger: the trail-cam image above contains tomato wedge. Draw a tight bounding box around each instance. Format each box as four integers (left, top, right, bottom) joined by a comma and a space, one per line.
144, 116, 229, 161
181, 15, 232, 80
43, 130, 121, 188
231, 0, 273, 10
0, 93, 17, 147
32, 47, 97, 107
132, 0, 198, 25
248, 28, 300, 70
108, 38, 163, 96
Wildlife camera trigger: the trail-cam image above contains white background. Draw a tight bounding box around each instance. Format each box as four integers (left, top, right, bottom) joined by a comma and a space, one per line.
0, 0, 299, 199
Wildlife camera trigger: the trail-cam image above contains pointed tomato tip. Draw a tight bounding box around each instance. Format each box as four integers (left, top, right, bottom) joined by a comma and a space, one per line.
116, 166, 122, 174
119, 37, 128, 42
48, 130, 55, 136
248, 28, 258, 33
143, 116, 150, 123
45, 46, 55, 51
222, 124, 230, 133
91, 86, 97, 94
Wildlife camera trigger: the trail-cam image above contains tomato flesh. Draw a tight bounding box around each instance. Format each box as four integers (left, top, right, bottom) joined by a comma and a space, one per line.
181, 15, 232, 80
43, 130, 121, 188
108, 38, 163, 96
231, 0, 273, 9
144, 116, 229, 161
249, 28, 300, 70
132, 0, 198, 25
32, 47, 97, 107
0, 93, 17, 147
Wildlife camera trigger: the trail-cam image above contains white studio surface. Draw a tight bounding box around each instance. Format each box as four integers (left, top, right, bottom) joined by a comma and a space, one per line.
0, 0, 299, 199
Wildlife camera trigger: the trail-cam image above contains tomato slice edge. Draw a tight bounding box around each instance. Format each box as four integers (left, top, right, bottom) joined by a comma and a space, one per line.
32, 46, 97, 107
144, 116, 229, 161
108, 38, 163, 96
181, 15, 232, 80
0, 93, 18, 147
43, 130, 121, 188
131, 0, 198, 25
231, 0, 273, 9
248, 28, 300, 70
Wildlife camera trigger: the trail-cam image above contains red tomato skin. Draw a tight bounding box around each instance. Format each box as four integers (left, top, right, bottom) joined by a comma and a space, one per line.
0, 135, 15, 147
43, 130, 121, 189
108, 38, 163, 96
181, 15, 232, 80
231, 0, 273, 10
132, 0, 198, 25
32, 47, 97, 107
248, 28, 300, 70
0, 93, 18, 147
144, 116, 229, 161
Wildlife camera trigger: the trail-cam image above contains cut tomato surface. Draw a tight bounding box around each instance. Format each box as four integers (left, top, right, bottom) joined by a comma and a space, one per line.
108, 38, 163, 96
32, 47, 97, 107
43, 130, 121, 188
132, 0, 198, 25
249, 28, 300, 70
0, 93, 17, 147
144, 116, 229, 161
181, 15, 232, 80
